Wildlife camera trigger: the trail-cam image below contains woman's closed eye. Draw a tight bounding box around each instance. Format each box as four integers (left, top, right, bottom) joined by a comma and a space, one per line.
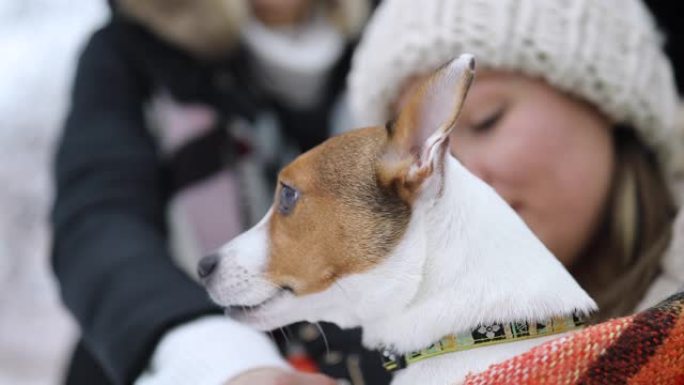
470, 105, 506, 133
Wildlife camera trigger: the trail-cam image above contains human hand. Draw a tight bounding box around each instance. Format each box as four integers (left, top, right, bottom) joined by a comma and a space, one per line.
225, 367, 336, 385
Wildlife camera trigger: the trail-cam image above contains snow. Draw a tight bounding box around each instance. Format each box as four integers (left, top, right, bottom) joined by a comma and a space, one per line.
0, 1, 107, 383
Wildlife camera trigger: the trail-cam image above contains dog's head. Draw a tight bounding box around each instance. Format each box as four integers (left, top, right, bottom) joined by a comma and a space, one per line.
200, 55, 475, 330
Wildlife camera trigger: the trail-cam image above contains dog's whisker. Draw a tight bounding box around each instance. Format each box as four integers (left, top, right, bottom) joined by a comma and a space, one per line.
333, 281, 353, 304
247, 305, 264, 327
314, 322, 330, 356
266, 328, 277, 344
286, 325, 297, 345
279, 325, 291, 346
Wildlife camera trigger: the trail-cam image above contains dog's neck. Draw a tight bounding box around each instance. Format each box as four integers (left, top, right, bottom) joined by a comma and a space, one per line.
360, 155, 596, 356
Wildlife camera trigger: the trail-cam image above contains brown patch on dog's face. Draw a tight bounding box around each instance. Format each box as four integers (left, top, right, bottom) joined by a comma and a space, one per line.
267, 127, 411, 295
264, 55, 476, 296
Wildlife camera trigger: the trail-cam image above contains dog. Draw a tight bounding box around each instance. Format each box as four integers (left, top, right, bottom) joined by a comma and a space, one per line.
199, 54, 597, 384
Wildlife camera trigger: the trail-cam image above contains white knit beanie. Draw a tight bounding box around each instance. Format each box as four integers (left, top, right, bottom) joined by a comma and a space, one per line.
348, 0, 684, 203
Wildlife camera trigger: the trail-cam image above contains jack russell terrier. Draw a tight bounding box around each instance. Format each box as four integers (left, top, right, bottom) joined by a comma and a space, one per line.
198, 54, 597, 385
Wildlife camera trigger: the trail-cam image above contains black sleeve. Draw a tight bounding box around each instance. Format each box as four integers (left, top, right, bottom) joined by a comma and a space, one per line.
51, 22, 220, 384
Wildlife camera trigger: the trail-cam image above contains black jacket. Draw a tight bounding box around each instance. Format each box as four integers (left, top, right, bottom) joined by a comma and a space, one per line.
52, 9, 390, 385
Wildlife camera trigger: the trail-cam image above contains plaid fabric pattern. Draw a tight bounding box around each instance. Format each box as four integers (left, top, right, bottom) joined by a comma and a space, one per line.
463, 292, 684, 385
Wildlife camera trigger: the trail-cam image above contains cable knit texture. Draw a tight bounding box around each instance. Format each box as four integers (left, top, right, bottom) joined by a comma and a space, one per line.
349, 0, 684, 204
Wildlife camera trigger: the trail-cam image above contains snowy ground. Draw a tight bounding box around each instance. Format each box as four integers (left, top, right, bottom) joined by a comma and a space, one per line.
0, 1, 107, 383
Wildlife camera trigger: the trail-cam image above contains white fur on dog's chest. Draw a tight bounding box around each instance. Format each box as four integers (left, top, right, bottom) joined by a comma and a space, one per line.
356, 157, 594, 384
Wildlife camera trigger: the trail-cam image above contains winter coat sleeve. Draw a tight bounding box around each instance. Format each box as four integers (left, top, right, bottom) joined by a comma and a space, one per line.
135, 315, 289, 385
51, 22, 222, 384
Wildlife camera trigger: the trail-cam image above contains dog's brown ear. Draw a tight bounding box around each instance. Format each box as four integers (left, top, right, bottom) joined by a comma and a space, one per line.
379, 54, 476, 201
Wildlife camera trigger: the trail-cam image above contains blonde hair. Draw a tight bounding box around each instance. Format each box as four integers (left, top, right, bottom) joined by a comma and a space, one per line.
572, 126, 677, 321
117, 0, 371, 58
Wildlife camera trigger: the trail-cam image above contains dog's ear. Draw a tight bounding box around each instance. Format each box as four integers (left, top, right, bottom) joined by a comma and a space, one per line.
379, 54, 475, 201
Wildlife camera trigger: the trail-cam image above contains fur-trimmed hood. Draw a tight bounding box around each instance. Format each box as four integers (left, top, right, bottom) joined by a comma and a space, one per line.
114, 0, 371, 59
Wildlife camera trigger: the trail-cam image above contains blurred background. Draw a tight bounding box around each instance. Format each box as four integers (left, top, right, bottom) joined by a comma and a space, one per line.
0, 1, 107, 384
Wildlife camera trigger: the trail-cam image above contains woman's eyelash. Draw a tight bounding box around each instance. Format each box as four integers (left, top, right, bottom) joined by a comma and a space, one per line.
471, 107, 505, 132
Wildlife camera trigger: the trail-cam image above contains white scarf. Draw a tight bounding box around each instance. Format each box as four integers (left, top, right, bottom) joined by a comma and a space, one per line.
241, 10, 346, 109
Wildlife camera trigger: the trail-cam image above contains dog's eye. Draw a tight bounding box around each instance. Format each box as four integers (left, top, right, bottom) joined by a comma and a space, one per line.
278, 183, 299, 215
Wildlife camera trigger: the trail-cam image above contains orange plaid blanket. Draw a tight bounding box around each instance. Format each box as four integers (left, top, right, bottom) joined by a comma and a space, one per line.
464, 292, 684, 385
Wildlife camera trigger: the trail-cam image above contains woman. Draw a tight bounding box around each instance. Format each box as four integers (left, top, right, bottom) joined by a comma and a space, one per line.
348, 0, 684, 322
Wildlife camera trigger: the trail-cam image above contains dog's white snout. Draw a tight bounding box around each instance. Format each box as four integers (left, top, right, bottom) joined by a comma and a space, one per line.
218, 259, 256, 296
203, 210, 274, 307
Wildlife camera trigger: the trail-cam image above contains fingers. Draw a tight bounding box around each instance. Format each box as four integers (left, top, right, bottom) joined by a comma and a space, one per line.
225, 367, 337, 385
292, 372, 337, 385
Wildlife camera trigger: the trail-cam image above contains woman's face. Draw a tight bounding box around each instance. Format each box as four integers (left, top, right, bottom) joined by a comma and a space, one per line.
250, 0, 314, 27
396, 71, 615, 266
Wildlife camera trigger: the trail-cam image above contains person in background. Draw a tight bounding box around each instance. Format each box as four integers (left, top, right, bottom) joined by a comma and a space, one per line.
348, 0, 684, 325
52, 0, 391, 384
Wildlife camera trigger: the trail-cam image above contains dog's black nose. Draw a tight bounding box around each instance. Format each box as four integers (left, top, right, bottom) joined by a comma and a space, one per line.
198, 253, 220, 279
